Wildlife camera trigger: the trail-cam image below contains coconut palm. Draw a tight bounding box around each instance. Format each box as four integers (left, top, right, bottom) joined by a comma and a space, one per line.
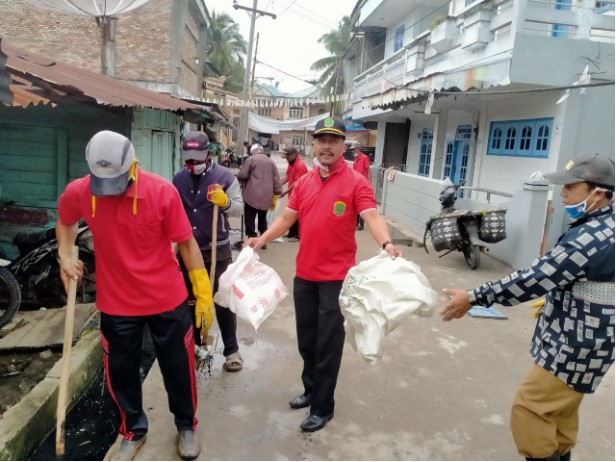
205, 11, 248, 93
310, 16, 351, 96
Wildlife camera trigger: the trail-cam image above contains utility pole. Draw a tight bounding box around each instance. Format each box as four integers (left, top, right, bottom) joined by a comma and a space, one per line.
249, 32, 260, 100
234, 1, 275, 150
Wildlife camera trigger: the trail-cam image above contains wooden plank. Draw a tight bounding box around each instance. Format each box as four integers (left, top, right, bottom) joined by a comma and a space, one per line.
0, 303, 97, 351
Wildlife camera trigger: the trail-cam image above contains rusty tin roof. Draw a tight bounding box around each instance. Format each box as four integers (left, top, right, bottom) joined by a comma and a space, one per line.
1, 41, 207, 113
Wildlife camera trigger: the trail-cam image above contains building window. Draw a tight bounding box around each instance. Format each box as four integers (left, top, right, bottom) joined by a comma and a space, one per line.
394, 25, 404, 52
596, 1, 615, 12
465, 0, 476, 6
292, 135, 303, 146
289, 107, 303, 119
487, 118, 553, 158
443, 142, 453, 180
258, 107, 272, 117
418, 128, 433, 176
456, 125, 472, 140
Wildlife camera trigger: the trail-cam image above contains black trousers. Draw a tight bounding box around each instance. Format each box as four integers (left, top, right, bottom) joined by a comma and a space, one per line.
180, 254, 239, 357
287, 219, 300, 239
100, 302, 196, 440
244, 202, 268, 238
293, 277, 345, 416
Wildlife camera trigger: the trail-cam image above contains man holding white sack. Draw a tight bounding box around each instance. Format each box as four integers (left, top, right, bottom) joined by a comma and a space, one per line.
246, 117, 402, 432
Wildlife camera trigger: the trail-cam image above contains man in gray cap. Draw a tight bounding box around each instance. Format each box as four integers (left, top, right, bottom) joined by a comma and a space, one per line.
56, 130, 212, 461
441, 153, 614, 461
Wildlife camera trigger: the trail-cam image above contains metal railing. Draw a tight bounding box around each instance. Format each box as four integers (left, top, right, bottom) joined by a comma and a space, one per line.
460, 186, 513, 203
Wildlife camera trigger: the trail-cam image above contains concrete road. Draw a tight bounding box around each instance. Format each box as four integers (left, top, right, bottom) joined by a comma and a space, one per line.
126, 220, 614, 461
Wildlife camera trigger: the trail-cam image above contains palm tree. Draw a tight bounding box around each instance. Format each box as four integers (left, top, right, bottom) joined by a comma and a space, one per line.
205, 11, 248, 93
310, 16, 351, 97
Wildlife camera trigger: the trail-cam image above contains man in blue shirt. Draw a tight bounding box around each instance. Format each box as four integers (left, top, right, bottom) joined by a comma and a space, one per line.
441, 154, 614, 461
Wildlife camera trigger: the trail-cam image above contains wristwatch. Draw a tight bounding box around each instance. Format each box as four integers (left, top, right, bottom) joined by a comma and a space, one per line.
381, 240, 392, 250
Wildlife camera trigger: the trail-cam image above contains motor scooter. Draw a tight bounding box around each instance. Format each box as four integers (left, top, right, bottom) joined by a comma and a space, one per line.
221, 147, 242, 168
423, 181, 507, 270
0, 222, 95, 328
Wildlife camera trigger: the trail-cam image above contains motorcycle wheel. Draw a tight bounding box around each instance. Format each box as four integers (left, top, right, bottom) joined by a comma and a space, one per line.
463, 244, 481, 270
222, 160, 231, 168
0, 267, 21, 328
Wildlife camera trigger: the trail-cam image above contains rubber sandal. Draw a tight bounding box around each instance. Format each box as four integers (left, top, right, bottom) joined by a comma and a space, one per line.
223, 352, 243, 372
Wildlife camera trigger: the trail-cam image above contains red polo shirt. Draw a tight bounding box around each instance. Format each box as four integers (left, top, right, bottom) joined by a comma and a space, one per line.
286, 157, 309, 187
353, 152, 370, 179
58, 170, 192, 316
287, 159, 377, 281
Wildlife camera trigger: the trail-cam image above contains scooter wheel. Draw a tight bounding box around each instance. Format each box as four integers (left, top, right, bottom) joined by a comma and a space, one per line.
0, 267, 21, 328
464, 244, 481, 270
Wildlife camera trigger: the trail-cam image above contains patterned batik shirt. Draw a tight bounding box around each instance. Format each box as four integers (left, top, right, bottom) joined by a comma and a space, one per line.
469, 204, 615, 393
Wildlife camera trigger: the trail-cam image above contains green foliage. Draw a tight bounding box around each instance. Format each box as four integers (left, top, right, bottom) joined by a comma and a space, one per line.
205, 11, 248, 92
429, 16, 446, 32
310, 16, 351, 97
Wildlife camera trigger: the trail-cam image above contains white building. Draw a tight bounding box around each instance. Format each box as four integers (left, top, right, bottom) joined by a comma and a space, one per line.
343, 0, 614, 266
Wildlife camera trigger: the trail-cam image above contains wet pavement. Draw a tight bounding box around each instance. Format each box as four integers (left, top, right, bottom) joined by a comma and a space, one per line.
123, 216, 614, 461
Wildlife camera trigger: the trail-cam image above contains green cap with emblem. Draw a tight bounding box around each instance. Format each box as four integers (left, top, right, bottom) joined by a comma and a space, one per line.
313, 116, 346, 138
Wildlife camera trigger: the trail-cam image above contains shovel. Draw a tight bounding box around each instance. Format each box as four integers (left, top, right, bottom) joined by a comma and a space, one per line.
55, 245, 79, 457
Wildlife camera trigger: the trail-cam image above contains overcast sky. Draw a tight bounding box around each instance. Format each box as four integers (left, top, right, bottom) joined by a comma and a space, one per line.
211, 0, 357, 94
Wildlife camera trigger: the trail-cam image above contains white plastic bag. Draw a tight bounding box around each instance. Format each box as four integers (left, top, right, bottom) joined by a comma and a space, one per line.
214, 247, 288, 330
339, 252, 438, 365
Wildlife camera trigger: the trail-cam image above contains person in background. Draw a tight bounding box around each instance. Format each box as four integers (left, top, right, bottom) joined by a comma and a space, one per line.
173, 131, 245, 372
280, 145, 308, 242
245, 117, 402, 433
56, 131, 212, 461
351, 141, 371, 231
441, 153, 615, 461
237, 144, 282, 249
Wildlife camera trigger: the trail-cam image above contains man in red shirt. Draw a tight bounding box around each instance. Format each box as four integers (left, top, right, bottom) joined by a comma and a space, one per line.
280, 146, 308, 241
351, 142, 371, 230
246, 117, 402, 432
56, 131, 212, 461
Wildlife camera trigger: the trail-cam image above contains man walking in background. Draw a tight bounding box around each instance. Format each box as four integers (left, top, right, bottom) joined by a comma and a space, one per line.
56, 130, 212, 461
351, 142, 371, 230
280, 145, 308, 241
173, 131, 245, 373
441, 153, 615, 461
245, 117, 402, 433
237, 144, 282, 247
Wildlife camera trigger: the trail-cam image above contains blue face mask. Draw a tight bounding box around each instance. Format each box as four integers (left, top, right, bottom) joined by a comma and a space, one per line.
564, 189, 598, 219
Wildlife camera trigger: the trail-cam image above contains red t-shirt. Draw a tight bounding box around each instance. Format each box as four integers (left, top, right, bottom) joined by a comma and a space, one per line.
287, 159, 377, 281
352, 152, 370, 179
58, 170, 193, 316
286, 157, 309, 188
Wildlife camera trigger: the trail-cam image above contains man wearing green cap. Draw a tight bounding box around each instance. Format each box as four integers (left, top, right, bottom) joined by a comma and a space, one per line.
245, 117, 403, 433
441, 153, 615, 461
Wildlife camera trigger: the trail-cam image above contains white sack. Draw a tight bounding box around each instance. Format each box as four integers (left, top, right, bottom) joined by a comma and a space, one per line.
214, 247, 288, 330
339, 252, 438, 365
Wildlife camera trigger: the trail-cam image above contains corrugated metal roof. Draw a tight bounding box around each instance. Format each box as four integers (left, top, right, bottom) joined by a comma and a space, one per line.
1, 41, 208, 113
8, 84, 54, 108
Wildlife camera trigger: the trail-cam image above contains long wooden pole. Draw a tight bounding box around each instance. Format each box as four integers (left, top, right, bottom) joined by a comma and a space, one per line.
55, 245, 79, 456
210, 205, 219, 284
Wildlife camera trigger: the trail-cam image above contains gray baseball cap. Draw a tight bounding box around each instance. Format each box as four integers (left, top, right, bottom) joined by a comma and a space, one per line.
182, 131, 210, 161
86, 131, 135, 196
544, 154, 615, 188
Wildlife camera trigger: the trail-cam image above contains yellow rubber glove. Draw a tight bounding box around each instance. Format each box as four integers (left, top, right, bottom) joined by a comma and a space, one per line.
208, 184, 229, 208
530, 298, 545, 319
189, 268, 214, 332
270, 194, 278, 211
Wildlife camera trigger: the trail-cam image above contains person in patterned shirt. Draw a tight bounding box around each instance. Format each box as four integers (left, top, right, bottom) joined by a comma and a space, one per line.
441, 153, 614, 461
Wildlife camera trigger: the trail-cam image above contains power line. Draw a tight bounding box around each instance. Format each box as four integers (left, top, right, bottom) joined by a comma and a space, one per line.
257, 59, 320, 86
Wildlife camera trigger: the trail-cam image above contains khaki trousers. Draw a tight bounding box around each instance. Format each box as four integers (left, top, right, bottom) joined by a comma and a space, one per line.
511, 364, 584, 459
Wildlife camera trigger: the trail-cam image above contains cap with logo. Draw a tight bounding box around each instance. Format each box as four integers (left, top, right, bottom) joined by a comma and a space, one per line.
86, 130, 136, 196
182, 131, 210, 162
544, 153, 615, 188
283, 146, 298, 156
312, 117, 346, 138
